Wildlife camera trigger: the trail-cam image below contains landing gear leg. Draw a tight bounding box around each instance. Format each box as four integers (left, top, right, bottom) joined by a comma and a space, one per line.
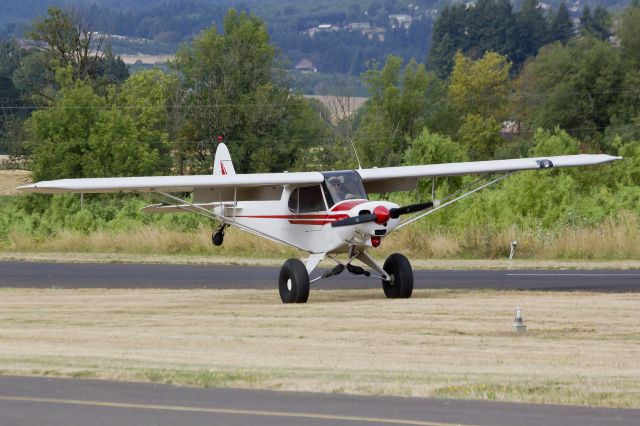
212, 224, 228, 246
381, 253, 413, 299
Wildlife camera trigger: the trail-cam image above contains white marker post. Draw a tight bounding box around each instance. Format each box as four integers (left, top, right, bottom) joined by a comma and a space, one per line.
513, 306, 526, 333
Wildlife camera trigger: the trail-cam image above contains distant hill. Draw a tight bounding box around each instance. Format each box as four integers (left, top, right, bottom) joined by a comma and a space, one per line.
0, 0, 633, 80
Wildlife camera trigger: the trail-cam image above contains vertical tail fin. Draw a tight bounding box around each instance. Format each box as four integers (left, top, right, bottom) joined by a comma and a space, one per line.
213, 143, 236, 175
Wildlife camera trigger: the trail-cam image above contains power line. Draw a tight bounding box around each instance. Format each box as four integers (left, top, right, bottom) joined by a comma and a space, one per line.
1, 87, 640, 110
8, 122, 639, 147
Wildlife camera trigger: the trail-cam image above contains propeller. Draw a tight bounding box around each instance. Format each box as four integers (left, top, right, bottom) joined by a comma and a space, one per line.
389, 201, 434, 219
331, 213, 378, 227
331, 201, 434, 228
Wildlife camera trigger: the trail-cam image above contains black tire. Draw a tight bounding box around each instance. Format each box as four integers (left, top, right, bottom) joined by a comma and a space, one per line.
212, 231, 224, 246
279, 259, 310, 304
382, 253, 413, 299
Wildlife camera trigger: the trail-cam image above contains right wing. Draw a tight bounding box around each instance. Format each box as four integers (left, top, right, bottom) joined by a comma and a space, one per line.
357, 154, 621, 193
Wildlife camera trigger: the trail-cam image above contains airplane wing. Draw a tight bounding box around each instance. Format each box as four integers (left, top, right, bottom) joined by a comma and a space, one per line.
17, 171, 324, 194
18, 154, 621, 196
357, 154, 621, 193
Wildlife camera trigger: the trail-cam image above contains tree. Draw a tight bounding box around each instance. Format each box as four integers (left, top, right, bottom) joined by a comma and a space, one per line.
28, 67, 171, 181
427, 5, 468, 79
619, 4, 640, 66
516, 37, 625, 148
26, 7, 106, 82
19, 6, 127, 103
448, 51, 511, 120
428, 0, 522, 77
356, 55, 458, 167
458, 113, 503, 160
404, 129, 467, 197
581, 6, 610, 40
515, 0, 548, 65
173, 9, 327, 173
0, 40, 31, 157
548, 2, 574, 45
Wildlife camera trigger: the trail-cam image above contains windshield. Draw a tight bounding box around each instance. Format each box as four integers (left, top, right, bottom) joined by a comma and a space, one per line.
322, 171, 367, 207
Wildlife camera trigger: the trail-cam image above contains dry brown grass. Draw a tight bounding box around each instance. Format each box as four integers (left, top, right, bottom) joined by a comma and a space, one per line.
119, 54, 175, 64
381, 212, 640, 260
0, 170, 31, 195
0, 288, 639, 407
3, 206, 640, 261
7, 226, 298, 258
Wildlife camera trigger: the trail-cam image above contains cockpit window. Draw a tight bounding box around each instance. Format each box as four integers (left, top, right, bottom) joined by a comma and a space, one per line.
322, 171, 367, 207
288, 185, 326, 213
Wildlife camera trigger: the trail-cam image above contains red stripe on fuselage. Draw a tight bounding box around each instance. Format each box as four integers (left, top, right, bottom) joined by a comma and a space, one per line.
235, 213, 349, 225
330, 200, 368, 212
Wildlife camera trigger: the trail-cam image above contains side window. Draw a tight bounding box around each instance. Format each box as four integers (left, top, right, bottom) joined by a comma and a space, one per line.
288, 186, 325, 213
299, 186, 324, 212
288, 188, 298, 212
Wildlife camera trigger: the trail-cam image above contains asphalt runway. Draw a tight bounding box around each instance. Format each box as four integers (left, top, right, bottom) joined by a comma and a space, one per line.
0, 261, 639, 291
1, 376, 639, 426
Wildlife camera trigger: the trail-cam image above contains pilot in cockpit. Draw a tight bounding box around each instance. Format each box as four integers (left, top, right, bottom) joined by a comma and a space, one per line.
327, 176, 356, 201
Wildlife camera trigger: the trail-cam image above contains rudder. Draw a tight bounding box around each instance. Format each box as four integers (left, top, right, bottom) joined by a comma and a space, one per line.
213, 143, 236, 175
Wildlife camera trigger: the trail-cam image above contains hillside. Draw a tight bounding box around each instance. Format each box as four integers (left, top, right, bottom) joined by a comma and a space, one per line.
1, 0, 633, 80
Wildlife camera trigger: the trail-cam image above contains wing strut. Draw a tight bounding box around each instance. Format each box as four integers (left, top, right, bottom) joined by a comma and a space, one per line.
139, 191, 312, 252
396, 172, 515, 231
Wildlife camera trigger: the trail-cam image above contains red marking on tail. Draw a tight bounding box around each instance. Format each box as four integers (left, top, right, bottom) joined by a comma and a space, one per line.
220, 161, 227, 175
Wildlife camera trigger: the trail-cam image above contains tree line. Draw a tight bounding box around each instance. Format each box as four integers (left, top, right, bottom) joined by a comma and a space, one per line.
2, 4, 640, 171
428, 0, 612, 79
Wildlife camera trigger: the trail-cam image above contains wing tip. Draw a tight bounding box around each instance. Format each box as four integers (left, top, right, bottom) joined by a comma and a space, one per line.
16, 184, 37, 193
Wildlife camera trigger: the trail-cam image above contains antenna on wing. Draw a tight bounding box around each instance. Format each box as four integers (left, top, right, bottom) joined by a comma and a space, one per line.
348, 136, 362, 170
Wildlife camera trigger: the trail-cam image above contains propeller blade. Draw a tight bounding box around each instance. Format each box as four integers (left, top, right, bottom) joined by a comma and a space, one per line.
389, 201, 434, 219
331, 213, 377, 227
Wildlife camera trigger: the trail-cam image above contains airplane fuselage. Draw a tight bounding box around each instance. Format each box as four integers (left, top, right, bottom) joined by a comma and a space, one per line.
213, 187, 401, 254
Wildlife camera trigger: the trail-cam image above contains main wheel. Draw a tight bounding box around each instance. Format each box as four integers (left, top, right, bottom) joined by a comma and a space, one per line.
382, 253, 413, 299
279, 258, 310, 304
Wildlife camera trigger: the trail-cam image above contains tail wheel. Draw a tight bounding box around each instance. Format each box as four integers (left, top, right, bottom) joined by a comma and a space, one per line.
382, 253, 413, 299
212, 231, 224, 246
279, 258, 310, 304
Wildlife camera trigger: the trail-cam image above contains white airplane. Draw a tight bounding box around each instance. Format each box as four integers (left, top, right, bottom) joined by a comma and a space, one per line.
19, 144, 621, 303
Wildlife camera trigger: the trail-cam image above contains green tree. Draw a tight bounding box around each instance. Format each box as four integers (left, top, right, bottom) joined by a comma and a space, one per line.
619, 4, 640, 67
580, 6, 610, 40
19, 7, 127, 103
428, 5, 468, 79
548, 2, 574, 45
515, 0, 548, 65
0, 40, 31, 156
356, 55, 457, 167
27, 7, 106, 82
428, 0, 522, 77
114, 69, 176, 172
516, 37, 625, 148
404, 129, 468, 197
29, 67, 171, 181
173, 9, 327, 173
458, 113, 503, 160
448, 51, 511, 120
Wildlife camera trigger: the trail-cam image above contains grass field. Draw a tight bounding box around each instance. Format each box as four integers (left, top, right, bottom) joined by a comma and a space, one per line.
1, 288, 639, 408
4, 213, 640, 261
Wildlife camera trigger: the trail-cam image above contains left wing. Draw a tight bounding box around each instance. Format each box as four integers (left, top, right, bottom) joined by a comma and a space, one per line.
17, 171, 324, 194
357, 154, 621, 193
